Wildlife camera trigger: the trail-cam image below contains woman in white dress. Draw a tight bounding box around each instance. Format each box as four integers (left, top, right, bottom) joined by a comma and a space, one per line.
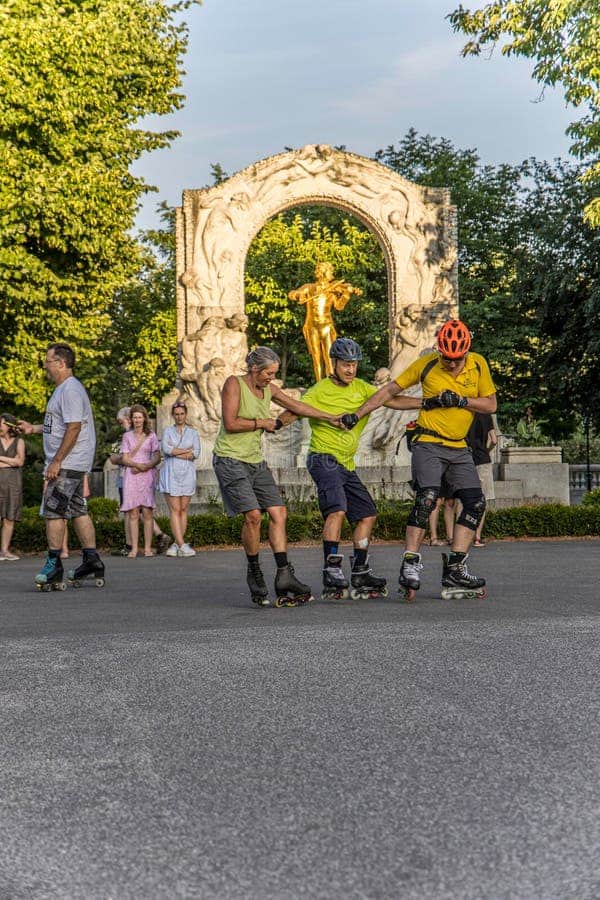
159, 400, 201, 557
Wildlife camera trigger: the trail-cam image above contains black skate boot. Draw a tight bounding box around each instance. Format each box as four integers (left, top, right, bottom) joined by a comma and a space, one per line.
68, 550, 105, 588
398, 551, 423, 603
441, 552, 487, 600
274, 564, 313, 608
35, 554, 66, 593
321, 554, 349, 600
350, 555, 388, 600
247, 559, 270, 607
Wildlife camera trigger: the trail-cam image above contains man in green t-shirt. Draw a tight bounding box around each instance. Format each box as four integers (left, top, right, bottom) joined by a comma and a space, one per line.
281, 338, 420, 600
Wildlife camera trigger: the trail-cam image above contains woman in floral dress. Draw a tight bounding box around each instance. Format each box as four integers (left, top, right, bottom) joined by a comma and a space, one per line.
120, 404, 160, 557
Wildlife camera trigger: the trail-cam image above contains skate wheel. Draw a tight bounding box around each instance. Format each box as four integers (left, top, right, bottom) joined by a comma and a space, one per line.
41, 584, 51, 593
380, 586, 389, 598
401, 587, 416, 603
274, 596, 286, 608
70, 580, 81, 589
35, 583, 43, 592
251, 595, 271, 607
350, 588, 365, 600
476, 588, 488, 600
54, 582, 67, 592
95, 578, 105, 587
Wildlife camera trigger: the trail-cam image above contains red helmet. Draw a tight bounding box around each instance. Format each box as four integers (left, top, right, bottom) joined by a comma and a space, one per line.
436, 319, 471, 358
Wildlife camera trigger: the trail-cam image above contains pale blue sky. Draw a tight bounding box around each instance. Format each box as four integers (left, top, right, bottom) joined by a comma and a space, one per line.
133, 0, 574, 230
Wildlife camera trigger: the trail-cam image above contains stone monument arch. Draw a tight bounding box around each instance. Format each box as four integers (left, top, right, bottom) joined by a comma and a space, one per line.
167, 144, 458, 466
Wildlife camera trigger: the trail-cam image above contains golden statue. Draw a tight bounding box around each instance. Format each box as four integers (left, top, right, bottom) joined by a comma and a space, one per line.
288, 262, 363, 381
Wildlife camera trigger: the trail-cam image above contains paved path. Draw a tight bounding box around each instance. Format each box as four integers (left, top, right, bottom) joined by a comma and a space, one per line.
2, 541, 600, 899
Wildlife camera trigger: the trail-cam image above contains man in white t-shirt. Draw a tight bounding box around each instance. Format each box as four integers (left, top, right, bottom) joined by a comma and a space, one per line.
19, 343, 105, 590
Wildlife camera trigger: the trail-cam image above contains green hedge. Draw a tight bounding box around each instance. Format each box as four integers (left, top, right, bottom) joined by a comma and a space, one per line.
10, 499, 600, 551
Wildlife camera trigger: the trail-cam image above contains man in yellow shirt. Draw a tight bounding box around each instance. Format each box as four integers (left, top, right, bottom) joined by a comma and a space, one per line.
343, 319, 497, 601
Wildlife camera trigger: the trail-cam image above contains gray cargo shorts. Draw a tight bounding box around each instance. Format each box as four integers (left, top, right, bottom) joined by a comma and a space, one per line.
213, 455, 284, 517
411, 442, 481, 494
42, 469, 88, 520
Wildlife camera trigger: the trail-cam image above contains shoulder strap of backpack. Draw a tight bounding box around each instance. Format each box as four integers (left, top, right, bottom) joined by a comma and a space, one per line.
420, 357, 439, 382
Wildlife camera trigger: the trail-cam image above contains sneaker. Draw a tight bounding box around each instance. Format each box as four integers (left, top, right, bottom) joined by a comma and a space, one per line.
155, 533, 170, 555
0, 550, 19, 561
165, 542, 179, 557
111, 545, 132, 557
473, 539, 486, 548
177, 543, 196, 557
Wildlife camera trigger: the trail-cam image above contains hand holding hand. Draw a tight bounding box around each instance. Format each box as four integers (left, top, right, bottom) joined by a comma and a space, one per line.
341, 413, 359, 430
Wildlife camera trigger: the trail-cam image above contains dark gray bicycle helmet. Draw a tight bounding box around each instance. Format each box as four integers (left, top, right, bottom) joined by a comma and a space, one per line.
329, 338, 363, 361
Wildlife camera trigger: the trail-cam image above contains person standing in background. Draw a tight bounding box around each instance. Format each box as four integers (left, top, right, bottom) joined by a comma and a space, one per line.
466, 412, 497, 547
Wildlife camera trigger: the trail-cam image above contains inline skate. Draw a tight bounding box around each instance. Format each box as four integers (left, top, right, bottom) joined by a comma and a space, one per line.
247, 559, 270, 607
350, 556, 388, 600
274, 564, 313, 608
321, 554, 349, 601
441, 552, 487, 600
398, 551, 422, 603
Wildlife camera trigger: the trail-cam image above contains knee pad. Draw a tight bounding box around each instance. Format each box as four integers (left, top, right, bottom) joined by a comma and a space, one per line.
455, 488, 486, 531
407, 486, 439, 529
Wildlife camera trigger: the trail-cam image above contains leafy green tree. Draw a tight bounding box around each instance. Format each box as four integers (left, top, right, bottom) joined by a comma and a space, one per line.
0, 0, 196, 420
375, 130, 532, 420
245, 209, 388, 385
448, 0, 600, 226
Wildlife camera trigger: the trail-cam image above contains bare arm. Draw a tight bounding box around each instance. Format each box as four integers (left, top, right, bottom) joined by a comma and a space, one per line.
354, 381, 407, 421
270, 384, 340, 423
45, 422, 82, 480
17, 419, 43, 435
0, 438, 25, 468
465, 395, 497, 414
383, 395, 423, 411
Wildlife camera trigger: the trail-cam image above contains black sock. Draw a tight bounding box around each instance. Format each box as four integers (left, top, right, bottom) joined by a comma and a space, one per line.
323, 540, 339, 563
353, 547, 368, 567
246, 553, 259, 565
274, 551, 288, 569
49, 549, 61, 558
448, 550, 466, 565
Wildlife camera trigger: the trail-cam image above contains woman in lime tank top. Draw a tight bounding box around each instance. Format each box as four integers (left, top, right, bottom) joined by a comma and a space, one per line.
213, 346, 340, 608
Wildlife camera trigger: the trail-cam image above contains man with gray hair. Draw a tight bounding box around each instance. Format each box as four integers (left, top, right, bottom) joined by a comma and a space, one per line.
213, 346, 341, 608
18, 343, 105, 590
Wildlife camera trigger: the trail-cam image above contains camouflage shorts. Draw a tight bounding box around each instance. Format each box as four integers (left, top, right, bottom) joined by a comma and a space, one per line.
42, 469, 88, 520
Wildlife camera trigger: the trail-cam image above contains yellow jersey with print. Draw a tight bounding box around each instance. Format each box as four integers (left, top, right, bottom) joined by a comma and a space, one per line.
302, 377, 377, 471
395, 351, 496, 449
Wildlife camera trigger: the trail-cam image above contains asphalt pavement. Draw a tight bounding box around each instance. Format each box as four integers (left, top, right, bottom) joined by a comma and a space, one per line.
1, 540, 600, 900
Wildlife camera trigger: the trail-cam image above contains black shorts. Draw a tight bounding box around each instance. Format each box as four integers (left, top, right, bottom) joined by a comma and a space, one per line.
307, 453, 377, 523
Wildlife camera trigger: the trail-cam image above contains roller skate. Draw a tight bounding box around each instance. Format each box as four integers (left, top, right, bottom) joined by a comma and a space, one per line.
247, 559, 270, 607
274, 564, 313, 608
441, 552, 487, 600
35, 554, 67, 593
398, 551, 422, 603
350, 556, 388, 600
321, 554, 349, 600
68, 550, 105, 589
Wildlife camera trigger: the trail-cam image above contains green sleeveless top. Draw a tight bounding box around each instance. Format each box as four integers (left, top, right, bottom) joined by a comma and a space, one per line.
213, 377, 272, 464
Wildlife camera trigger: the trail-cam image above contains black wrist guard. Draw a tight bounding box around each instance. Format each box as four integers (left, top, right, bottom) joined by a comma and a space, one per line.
341, 413, 359, 430
274, 418, 283, 431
